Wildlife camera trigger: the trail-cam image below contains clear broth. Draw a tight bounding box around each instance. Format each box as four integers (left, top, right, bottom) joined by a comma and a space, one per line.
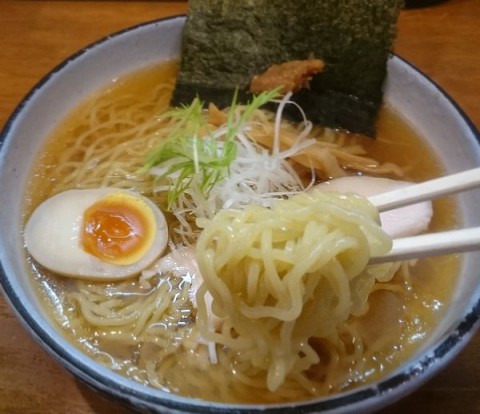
23, 62, 460, 403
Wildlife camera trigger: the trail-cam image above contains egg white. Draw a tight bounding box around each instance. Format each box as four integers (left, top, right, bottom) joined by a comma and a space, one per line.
24, 188, 168, 280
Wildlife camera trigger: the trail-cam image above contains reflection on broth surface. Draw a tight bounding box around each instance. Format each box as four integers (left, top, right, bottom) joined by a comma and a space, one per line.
23, 61, 459, 403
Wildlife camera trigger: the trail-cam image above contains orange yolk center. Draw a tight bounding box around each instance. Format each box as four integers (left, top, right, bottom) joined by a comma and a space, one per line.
81, 193, 156, 265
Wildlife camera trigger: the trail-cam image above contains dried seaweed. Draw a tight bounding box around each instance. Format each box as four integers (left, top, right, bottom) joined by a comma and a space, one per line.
172, 0, 404, 136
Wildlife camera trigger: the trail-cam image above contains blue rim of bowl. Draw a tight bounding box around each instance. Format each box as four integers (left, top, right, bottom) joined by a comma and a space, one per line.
1, 15, 480, 414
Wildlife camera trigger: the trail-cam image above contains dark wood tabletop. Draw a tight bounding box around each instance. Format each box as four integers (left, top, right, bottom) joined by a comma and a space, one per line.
1, 1, 479, 412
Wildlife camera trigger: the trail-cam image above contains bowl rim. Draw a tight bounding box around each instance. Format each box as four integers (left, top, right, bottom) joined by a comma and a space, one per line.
1, 14, 480, 414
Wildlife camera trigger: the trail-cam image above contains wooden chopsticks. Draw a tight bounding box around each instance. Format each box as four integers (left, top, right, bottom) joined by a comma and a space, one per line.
369, 167, 480, 213
369, 167, 480, 264
369, 227, 480, 264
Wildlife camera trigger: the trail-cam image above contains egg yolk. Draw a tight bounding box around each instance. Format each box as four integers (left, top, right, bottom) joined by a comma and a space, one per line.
81, 192, 157, 265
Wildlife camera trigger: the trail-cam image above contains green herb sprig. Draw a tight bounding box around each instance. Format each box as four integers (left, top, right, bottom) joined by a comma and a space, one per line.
142, 89, 280, 210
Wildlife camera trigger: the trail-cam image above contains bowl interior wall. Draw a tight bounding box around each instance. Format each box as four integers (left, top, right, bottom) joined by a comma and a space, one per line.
385, 59, 480, 347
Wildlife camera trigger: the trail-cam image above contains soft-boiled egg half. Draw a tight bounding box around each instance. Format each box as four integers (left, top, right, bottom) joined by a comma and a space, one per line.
24, 188, 168, 280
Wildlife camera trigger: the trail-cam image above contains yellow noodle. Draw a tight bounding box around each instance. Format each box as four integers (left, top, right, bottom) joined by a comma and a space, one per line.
196, 190, 394, 392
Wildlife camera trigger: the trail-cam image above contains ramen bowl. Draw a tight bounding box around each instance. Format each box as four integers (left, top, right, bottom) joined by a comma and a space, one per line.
1, 15, 480, 414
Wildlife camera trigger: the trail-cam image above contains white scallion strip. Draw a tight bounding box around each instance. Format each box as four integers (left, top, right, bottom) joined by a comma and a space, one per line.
273, 92, 293, 154
151, 94, 317, 241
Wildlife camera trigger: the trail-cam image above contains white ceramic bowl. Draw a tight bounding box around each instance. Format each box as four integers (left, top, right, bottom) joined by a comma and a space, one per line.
1, 16, 480, 414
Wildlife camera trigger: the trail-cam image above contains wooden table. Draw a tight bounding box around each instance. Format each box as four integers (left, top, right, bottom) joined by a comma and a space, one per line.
1, 1, 479, 412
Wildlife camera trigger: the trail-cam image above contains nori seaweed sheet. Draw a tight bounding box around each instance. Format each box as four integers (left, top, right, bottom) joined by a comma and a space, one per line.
172, 0, 404, 137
